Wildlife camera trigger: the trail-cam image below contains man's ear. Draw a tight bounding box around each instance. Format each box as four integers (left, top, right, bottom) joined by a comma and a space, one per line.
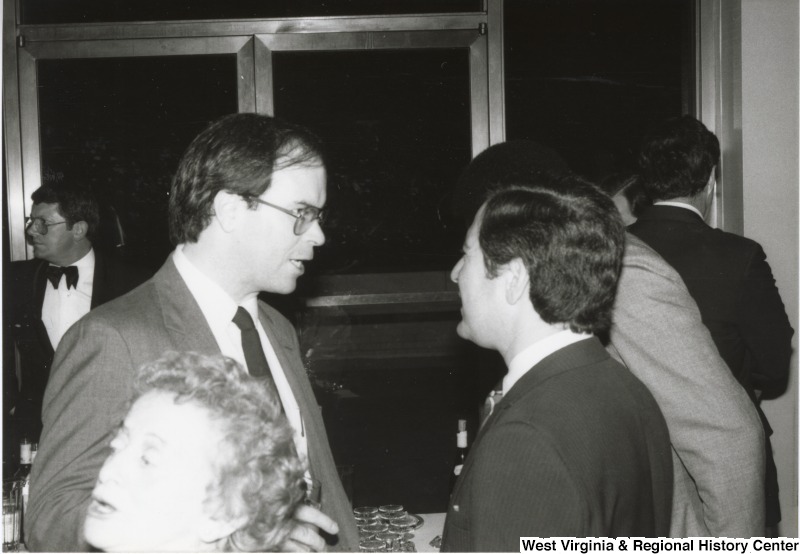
504, 257, 530, 305
213, 191, 242, 233
71, 221, 89, 240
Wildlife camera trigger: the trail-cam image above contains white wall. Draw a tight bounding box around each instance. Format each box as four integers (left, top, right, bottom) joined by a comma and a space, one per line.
740, 0, 799, 537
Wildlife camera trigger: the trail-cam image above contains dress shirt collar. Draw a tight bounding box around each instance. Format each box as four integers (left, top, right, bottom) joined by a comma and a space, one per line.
653, 200, 704, 220
503, 329, 592, 394
172, 245, 242, 330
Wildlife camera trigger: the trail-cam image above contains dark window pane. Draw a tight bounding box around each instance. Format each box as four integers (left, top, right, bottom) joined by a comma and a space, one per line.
273, 49, 472, 275
38, 56, 239, 270
22, 0, 482, 25
505, 0, 692, 180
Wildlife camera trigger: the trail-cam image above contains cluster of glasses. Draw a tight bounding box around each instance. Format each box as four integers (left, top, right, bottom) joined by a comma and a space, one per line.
354, 505, 421, 552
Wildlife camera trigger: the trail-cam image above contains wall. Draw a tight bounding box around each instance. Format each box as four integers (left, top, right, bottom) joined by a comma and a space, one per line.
740, 0, 799, 537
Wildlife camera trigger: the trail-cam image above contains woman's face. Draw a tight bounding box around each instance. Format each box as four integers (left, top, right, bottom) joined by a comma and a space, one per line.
84, 391, 227, 552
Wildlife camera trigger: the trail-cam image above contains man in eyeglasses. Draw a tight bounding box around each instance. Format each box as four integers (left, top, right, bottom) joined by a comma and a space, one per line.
27, 114, 358, 552
5, 184, 148, 447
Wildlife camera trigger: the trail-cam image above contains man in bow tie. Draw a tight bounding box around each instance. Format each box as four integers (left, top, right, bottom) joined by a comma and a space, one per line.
5, 184, 149, 447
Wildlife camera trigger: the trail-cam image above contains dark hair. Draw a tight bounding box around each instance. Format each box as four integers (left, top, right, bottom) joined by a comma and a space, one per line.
133, 351, 305, 552
479, 174, 625, 334
169, 113, 325, 245
637, 115, 720, 200
31, 184, 100, 242
452, 140, 572, 225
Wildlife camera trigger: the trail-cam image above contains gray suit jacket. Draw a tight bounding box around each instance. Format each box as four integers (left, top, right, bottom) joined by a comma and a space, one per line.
26, 255, 358, 551
609, 234, 765, 537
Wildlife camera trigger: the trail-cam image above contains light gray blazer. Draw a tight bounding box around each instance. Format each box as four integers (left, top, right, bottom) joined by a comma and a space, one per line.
609, 233, 765, 538
26, 255, 359, 552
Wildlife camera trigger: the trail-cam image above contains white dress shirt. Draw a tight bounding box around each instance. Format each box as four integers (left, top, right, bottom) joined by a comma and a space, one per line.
42, 249, 95, 350
172, 246, 307, 461
503, 329, 593, 395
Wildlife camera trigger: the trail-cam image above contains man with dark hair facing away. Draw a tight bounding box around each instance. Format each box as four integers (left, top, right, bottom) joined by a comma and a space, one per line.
442, 175, 673, 550
630, 115, 794, 533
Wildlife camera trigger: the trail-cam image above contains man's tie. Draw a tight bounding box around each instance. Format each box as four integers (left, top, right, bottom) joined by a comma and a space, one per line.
46, 265, 79, 290
479, 387, 504, 429
232, 307, 273, 378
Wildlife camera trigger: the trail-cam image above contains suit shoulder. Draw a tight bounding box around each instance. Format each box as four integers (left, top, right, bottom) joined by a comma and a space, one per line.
8, 258, 43, 280
79, 276, 160, 328
706, 227, 761, 253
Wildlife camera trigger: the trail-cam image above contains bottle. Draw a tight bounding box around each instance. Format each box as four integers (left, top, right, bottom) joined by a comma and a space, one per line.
449, 419, 469, 493
14, 439, 33, 540
15, 439, 32, 501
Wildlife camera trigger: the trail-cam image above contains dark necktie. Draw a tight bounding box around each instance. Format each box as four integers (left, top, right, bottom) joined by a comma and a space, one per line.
232, 307, 277, 383
479, 387, 504, 429
46, 265, 79, 290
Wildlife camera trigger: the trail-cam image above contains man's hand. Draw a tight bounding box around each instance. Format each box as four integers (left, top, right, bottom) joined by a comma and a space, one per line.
282, 503, 340, 552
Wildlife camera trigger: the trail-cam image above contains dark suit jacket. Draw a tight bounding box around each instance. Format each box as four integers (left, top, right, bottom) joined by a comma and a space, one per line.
629, 205, 794, 525
629, 205, 793, 397
441, 338, 673, 551
4, 252, 150, 443
26, 256, 359, 552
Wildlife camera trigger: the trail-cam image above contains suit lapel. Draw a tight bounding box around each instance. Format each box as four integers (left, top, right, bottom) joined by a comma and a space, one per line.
257, 303, 314, 424
31, 261, 55, 357
32, 260, 48, 319
90, 251, 107, 309
454, 338, 608, 500
257, 303, 326, 476
152, 256, 220, 354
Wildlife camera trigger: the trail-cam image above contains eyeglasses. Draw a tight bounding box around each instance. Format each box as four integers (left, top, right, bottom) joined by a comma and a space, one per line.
245, 196, 324, 236
25, 217, 67, 235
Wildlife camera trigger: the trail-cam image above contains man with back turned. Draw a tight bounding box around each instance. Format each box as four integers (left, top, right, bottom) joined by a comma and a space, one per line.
629, 115, 794, 532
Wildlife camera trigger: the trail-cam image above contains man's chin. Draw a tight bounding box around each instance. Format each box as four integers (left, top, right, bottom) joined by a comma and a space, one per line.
261, 280, 298, 296
455, 322, 471, 342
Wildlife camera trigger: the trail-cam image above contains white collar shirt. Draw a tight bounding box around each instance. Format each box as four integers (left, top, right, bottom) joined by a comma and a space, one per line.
42, 248, 95, 350
653, 200, 704, 220
172, 245, 307, 461
503, 329, 593, 395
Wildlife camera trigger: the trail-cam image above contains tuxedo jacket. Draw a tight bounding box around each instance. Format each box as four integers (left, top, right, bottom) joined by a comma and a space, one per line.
441, 338, 673, 552
629, 205, 793, 525
4, 252, 149, 442
609, 234, 765, 537
26, 256, 359, 552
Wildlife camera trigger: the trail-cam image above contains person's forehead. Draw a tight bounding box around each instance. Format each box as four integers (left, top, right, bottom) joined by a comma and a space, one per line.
31, 202, 62, 219
262, 163, 327, 204
465, 206, 485, 244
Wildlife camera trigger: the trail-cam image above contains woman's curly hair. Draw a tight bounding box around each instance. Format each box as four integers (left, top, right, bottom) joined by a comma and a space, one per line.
132, 351, 306, 552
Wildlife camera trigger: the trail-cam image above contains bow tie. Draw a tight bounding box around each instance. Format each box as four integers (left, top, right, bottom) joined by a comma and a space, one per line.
46, 265, 79, 290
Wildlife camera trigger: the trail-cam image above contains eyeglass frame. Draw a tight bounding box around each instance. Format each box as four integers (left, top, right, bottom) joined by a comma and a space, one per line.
25, 216, 68, 236
243, 196, 325, 236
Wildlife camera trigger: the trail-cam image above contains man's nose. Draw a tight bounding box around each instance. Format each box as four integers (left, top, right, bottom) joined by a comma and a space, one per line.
306, 220, 325, 246
450, 258, 463, 283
